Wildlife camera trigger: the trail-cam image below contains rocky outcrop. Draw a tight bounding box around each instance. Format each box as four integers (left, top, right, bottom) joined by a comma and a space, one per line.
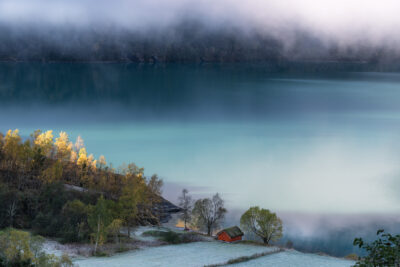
64, 183, 181, 224
153, 197, 182, 223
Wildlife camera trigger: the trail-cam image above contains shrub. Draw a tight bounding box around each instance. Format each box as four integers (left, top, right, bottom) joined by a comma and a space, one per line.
353, 229, 400, 266
0, 228, 73, 266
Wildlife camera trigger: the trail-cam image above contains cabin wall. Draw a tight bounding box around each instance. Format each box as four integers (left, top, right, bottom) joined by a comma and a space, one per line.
217, 231, 242, 242
217, 232, 231, 242
230, 236, 242, 242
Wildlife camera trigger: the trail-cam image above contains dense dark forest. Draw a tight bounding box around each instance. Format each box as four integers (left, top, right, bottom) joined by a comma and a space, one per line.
0, 22, 397, 64
0, 129, 174, 245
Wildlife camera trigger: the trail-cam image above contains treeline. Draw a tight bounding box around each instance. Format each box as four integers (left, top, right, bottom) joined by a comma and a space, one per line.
0, 23, 283, 63
0, 129, 164, 252
0, 21, 394, 64
179, 189, 283, 245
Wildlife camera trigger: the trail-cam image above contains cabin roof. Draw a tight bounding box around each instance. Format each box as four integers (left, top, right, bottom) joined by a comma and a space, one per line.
217, 226, 244, 238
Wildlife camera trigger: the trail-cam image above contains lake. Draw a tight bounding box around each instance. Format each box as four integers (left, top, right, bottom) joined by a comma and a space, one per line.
1, 62, 400, 255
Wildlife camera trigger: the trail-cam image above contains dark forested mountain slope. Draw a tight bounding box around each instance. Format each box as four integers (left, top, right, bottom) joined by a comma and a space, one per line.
0, 21, 397, 64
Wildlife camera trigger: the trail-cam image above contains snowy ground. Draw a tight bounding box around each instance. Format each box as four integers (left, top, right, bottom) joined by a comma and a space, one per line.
42, 240, 92, 258
42, 240, 65, 257
74, 241, 278, 267
122, 226, 169, 242
46, 223, 355, 267
42, 226, 164, 258
234, 250, 355, 267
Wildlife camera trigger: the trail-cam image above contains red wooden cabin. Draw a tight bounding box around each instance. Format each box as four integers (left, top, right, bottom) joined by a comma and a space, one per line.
216, 226, 244, 242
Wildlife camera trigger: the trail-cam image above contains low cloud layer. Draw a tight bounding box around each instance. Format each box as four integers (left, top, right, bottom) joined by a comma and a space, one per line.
1, 1, 399, 43
1, 0, 400, 61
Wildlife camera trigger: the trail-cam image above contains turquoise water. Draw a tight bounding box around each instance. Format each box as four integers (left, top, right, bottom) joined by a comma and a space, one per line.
1, 63, 400, 214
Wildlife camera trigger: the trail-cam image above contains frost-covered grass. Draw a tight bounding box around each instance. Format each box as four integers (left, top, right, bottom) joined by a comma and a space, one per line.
233, 250, 355, 267
42, 240, 65, 257
120, 226, 169, 242
74, 241, 277, 267
72, 226, 355, 267
42, 239, 93, 258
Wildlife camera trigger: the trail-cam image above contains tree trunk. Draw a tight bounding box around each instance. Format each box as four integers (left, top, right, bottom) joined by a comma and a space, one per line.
8, 201, 16, 228
263, 237, 269, 244
127, 226, 131, 238
94, 215, 100, 255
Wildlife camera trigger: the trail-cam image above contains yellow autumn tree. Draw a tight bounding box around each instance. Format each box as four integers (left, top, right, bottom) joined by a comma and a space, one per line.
70, 150, 78, 163
34, 130, 54, 157
98, 155, 107, 169
70, 135, 85, 165
3, 129, 22, 162
77, 148, 96, 188
87, 154, 97, 171
55, 131, 73, 161
77, 148, 88, 168
5, 129, 21, 143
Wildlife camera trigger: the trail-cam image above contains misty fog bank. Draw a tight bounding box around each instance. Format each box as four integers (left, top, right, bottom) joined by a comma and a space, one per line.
223, 209, 400, 257
2, 0, 400, 63
0, 22, 397, 63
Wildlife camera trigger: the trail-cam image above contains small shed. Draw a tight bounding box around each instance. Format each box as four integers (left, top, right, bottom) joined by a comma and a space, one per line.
216, 226, 244, 242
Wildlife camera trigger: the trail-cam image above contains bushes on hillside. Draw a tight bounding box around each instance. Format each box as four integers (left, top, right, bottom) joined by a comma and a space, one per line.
0, 129, 164, 250
353, 229, 400, 266
0, 228, 73, 267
